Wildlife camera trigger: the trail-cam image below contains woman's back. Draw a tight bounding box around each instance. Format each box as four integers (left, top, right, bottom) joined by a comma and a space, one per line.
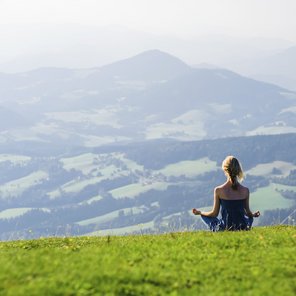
217, 182, 250, 230
219, 199, 249, 230
216, 182, 249, 201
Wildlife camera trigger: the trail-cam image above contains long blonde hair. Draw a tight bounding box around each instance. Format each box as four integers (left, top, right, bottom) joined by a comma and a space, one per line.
222, 156, 244, 190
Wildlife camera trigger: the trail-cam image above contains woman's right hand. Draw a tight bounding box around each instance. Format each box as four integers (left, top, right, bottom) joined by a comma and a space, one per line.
192, 208, 201, 215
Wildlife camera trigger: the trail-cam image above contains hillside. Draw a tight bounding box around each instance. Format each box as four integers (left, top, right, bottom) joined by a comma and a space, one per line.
0, 50, 295, 144
0, 134, 295, 240
0, 226, 295, 295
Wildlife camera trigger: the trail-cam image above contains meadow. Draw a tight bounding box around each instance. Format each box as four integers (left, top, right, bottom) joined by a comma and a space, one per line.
0, 226, 295, 295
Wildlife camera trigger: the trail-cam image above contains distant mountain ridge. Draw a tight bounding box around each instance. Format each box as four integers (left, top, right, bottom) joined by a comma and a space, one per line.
0, 49, 295, 144
236, 46, 296, 91
97, 50, 191, 81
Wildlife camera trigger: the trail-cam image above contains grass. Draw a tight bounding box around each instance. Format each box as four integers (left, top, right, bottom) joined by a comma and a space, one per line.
87, 221, 155, 236
0, 226, 295, 295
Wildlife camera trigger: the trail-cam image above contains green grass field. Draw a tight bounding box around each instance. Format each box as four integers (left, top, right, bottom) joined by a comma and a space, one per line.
0, 226, 295, 295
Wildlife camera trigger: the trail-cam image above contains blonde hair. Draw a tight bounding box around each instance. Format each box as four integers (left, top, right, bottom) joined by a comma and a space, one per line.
222, 156, 244, 190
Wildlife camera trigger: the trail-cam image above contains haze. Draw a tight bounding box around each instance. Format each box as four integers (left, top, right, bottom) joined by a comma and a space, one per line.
1, 0, 296, 40
0, 0, 295, 72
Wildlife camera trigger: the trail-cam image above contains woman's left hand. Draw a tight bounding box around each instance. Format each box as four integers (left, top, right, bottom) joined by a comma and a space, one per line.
253, 211, 260, 217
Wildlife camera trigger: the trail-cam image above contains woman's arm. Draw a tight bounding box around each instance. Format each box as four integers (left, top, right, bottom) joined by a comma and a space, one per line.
244, 189, 260, 218
193, 187, 220, 217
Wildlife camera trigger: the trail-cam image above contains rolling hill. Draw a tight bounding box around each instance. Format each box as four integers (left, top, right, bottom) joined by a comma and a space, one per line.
0, 134, 295, 240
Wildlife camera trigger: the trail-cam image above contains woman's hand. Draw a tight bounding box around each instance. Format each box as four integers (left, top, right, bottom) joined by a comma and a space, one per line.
253, 211, 260, 218
192, 208, 201, 215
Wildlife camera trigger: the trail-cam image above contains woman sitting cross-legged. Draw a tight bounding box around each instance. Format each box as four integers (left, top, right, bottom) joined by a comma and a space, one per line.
192, 156, 260, 231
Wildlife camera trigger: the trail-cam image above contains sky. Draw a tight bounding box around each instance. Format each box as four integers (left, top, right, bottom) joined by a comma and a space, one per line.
0, 0, 296, 41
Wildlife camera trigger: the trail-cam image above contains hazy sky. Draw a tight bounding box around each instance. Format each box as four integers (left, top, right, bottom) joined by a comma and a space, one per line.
1, 0, 296, 41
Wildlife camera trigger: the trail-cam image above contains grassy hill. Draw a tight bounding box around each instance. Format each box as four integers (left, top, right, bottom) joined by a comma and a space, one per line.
0, 226, 295, 295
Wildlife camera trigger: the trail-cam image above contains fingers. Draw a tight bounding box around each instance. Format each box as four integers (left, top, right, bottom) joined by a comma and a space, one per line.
192, 208, 199, 215
254, 211, 260, 217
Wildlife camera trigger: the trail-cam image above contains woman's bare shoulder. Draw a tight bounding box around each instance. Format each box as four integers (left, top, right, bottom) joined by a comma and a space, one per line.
214, 184, 224, 191
239, 184, 249, 191
214, 183, 227, 195
239, 184, 249, 195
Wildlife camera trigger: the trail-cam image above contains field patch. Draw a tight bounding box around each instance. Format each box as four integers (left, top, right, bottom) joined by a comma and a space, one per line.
76, 206, 147, 226
0, 208, 32, 219
46, 109, 122, 128
145, 110, 207, 141
78, 195, 103, 205
61, 152, 143, 176
0, 207, 51, 220
250, 184, 295, 212
109, 182, 169, 199
0, 154, 31, 165
246, 161, 296, 177
158, 157, 217, 177
272, 183, 296, 192
48, 175, 106, 199
0, 171, 48, 199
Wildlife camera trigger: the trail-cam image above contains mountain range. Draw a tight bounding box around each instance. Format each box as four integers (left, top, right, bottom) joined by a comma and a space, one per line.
0, 50, 295, 147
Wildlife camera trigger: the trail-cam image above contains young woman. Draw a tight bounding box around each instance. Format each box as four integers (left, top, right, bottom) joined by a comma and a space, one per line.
192, 156, 260, 231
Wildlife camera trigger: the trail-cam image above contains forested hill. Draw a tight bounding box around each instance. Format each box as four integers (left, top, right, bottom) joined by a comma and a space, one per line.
94, 133, 296, 170
0, 133, 295, 240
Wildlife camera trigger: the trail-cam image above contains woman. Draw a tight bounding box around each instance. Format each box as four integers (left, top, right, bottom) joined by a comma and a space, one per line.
192, 156, 260, 231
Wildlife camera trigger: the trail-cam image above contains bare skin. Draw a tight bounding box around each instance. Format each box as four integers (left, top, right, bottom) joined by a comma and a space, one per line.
192, 179, 260, 218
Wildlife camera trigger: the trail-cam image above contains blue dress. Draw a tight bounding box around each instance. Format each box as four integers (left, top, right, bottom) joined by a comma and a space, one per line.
201, 198, 253, 231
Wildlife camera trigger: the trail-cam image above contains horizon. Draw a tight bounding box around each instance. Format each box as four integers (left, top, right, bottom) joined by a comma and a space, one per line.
0, 0, 296, 73
1, 0, 296, 41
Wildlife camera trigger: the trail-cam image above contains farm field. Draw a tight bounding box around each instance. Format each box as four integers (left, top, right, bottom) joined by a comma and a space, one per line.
251, 184, 295, 212
157, 157, 217, 177
0, 226, 295, 295
109, 181, 170, 199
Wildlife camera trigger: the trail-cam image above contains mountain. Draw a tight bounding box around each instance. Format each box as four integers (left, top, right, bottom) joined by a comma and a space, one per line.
235, 46, 296, 91
0, 24, 293, 74
0, 50, 295, 146
97, 50, 191, 81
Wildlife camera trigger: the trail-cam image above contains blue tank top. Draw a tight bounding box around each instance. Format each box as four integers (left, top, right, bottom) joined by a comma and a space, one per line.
219, 199, 248, 230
